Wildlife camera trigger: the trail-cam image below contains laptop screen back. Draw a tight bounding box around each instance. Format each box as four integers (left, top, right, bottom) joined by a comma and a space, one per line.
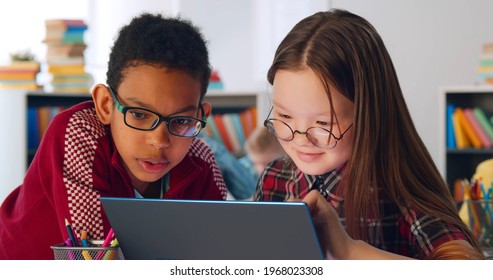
100, 198, 324, 260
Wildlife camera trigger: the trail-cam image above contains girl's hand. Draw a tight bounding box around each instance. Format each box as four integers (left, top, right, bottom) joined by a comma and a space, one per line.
303, 190, 412, 259
302, 190, 354, 259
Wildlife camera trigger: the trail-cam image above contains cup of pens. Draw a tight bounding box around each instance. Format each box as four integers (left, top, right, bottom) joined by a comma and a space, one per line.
51, 239, 124, 260
463, 199, 493, 250
51, 220, 123, 260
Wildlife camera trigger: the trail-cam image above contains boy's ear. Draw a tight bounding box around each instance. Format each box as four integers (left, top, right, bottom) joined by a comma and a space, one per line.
201, 102, 212, 118
92, 84, 113, 125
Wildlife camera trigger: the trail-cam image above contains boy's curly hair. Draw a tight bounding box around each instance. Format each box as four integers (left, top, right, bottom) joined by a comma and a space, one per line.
106, 13, 211, 98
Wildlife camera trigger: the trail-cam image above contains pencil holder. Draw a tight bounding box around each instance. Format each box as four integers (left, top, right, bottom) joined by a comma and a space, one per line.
463, 199, 493, 250
51, 240, 125, 260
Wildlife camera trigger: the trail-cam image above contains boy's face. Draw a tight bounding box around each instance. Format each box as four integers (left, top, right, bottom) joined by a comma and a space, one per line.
99, 65, 206, 191
271, 68, 354, 175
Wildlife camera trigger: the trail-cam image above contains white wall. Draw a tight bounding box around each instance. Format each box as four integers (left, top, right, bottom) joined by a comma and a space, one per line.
86, 0, 179, 85
330, 0, 493, 166
1, 0, 493, 176
0, 0, 88, 65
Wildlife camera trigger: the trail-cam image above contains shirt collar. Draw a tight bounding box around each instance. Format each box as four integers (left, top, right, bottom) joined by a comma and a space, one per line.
304, 162, 346, 205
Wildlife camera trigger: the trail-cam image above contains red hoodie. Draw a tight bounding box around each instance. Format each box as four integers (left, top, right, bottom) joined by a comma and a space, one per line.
0, 101, 226, 259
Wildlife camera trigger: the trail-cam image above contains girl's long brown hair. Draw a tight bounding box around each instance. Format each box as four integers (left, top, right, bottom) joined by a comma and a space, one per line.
267, 9, 480, 250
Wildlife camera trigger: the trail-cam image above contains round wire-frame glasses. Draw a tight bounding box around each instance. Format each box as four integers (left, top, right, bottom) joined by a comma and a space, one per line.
108, 86, 206, 138
263, 107, 353, 149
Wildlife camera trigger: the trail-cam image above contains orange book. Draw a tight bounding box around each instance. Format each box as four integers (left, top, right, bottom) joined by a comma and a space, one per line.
251, 107, 258, 130
37, 106, 52, 141
47, 64, 85, 75
239, 110, 250, 140
452, 111, 469, 149
0, 72, 37, 79
242, 107, 257, 139
213, 114, 234, 152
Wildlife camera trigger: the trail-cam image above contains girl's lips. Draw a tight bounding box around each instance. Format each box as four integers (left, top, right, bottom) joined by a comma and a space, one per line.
296, 151, 323, 162
138, 159, 168, 174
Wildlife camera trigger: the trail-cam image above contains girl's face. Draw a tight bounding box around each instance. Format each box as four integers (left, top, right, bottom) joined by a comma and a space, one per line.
107, 65, 207, 192
271, 68, 354, 175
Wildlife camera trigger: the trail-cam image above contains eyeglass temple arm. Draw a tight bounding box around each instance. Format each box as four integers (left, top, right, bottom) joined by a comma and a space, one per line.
199, 104, 207, 128
107, 86, 125, 113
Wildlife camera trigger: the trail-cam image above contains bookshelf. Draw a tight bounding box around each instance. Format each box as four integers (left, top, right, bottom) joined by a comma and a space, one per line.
438, 85, 493, 191
0, 89, 268, 203
205, 90, 268, 126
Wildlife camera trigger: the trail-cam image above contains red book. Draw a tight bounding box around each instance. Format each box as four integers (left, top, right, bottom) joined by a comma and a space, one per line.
213, 114, 234, 152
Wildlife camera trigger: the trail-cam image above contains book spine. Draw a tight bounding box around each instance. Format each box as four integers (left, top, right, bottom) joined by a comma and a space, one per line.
213, 114, 234, 152
446, 104, 456, 149
452, 110, 469, 149
206, 115, 224, 145
231, 113, 246, 149
463, 108, 492, 148
27, 107, 40, 151
455, 107, 482, 148
222, 113, 242, 154
473, 107, 493, 142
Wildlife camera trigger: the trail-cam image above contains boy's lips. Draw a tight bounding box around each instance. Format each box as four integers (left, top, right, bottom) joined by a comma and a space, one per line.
138, 159, 168, 174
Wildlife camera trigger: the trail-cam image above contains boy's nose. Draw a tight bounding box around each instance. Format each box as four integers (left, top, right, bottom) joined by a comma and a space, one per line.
147, 122, 171, 149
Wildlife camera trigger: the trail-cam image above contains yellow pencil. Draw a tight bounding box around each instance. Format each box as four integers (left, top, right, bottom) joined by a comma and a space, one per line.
103, 238, 119, 260
80, 230, 93, 260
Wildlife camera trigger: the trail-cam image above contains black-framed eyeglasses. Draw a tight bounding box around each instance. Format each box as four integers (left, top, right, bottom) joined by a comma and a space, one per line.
263, 107, 353, 149
108, 86, 206, 138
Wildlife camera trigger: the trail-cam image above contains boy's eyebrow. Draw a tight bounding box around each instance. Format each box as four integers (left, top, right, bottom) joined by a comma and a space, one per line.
125, 97, 198, 115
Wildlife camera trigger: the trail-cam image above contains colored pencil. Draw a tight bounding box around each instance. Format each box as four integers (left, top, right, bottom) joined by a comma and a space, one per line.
80, 230, 93, 260
64, 218, 79, 247
95, 228, 115, 260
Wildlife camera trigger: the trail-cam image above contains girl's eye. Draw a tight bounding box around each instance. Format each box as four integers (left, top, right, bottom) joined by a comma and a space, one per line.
278, 113, 291, 119
316, 121, 329, 126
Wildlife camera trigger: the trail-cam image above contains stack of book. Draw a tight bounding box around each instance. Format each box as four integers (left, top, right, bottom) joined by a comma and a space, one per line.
477, 43, 493, 85
0, 61, 40, 90
446, 104, 493, 149
43, 19, 92, 93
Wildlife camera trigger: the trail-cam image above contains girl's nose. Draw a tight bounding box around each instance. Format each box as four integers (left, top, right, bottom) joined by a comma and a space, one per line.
292, 129, 312, 146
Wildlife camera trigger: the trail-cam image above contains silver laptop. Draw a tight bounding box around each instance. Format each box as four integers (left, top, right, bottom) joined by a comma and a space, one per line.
100, 198, 324, 260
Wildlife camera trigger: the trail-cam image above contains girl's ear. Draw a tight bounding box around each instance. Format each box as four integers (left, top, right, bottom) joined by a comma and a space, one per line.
92, 84, 113, 125
201, 102, 212, 118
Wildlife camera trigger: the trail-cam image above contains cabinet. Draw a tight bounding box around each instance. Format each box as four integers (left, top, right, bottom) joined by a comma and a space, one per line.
438, 86, 493, 191
0, 89, 268, 203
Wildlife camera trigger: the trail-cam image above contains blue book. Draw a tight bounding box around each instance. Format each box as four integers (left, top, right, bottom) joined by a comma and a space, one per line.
446, 104, 456, 149
27, 107, 39, 150
231, 113, 246, 148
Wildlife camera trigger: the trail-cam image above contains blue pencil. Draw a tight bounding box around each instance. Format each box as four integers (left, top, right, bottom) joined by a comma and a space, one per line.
64, 218, 79, 247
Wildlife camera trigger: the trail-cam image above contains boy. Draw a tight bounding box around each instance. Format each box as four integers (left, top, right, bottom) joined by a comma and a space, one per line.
0, 13, 227, 259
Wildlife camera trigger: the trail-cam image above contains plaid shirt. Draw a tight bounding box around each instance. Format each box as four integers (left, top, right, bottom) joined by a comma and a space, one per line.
254, 158, 468, 259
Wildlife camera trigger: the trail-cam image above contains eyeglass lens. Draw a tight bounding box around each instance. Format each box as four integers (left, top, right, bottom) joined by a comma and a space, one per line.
125, 108, 202, 137
266, 119, 337, 149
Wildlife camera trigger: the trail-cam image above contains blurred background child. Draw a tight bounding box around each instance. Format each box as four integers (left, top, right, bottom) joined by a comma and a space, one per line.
240, 126, 285, 182
202, 126, 284, 200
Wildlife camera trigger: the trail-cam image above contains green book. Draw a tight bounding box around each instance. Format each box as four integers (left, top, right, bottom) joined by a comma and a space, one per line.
473, 107, 493, 142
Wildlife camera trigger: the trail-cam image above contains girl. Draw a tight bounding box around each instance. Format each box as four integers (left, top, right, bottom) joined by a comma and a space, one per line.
254, 9, 484, 259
